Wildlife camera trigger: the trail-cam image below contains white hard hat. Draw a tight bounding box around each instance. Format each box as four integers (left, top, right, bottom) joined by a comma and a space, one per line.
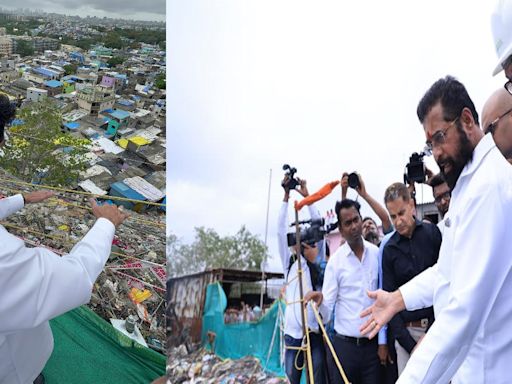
491, 0, 512, 76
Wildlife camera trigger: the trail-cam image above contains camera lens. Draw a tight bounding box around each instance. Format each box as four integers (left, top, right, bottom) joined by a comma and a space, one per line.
348, 173, 359, 189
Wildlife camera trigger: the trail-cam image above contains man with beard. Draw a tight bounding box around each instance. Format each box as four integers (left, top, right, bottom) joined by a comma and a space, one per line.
481, 87, 512, 164
381, 182, 441, 376
359, 75, 512, 383
305, 199, 380, 384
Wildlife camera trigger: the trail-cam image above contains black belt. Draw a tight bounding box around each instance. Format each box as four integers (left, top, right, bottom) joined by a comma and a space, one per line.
335, 333, 376, 346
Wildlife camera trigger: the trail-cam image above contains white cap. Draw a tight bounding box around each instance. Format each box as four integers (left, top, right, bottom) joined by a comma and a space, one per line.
492, 0, 512, 76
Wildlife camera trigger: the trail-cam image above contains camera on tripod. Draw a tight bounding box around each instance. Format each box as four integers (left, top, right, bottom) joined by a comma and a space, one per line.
286, 218, 326, 247
281, 164, 300, 190
404, 146, 432, 185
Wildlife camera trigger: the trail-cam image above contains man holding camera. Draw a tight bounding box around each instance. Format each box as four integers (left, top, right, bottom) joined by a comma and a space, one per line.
341, 172, 393, 246
277, 175, 326, 384
306, 199, 380, 384
381, 182, 442, 377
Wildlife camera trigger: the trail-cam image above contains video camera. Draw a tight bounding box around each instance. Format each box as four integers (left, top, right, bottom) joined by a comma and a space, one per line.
404, 146, 432, 185
286, 218, 326, 248
281, 164, 300, 190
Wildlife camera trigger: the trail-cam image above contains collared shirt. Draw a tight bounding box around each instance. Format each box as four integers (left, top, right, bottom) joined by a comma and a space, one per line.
0, 194, 116, 384
399, 133, 512, 383
277, 201, 324, 339
382, 219, 441, 353
319, 238, 379, 337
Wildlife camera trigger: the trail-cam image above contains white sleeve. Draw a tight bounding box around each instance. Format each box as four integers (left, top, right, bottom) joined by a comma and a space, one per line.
398, 184, 512, 383
277, 201, 291, 272
0, 218, 115, 332
0, 194, 24, 220
319, 255, 337, 322
399, 264, 438, 311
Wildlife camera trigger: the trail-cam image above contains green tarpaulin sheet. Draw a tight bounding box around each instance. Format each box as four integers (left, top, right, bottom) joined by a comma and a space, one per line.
201, 282, 286, 376
43, 305, 165, 384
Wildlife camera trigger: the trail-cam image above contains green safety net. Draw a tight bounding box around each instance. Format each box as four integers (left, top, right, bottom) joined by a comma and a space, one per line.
201, 282, 286, 376
43, 305, 166, 384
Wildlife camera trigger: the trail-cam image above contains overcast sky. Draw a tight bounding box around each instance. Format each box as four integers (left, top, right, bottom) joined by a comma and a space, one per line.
0, 1, 165, 22
168, 1, 504, 273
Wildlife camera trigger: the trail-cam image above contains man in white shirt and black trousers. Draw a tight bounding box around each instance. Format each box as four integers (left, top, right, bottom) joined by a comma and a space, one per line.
360, 75, 512, 383
306, 199, 380, 384
277, 176, 326, 384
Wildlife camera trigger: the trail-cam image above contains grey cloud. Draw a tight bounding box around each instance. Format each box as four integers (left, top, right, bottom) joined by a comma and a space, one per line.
0, 0, 165, 20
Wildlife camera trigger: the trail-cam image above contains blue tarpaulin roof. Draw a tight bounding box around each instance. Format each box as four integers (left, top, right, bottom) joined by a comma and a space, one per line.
110, 182, 146, 201
110, 110, 130, 120
117, 99, 134, 106
64, 122, 80, 130
45, 80, 63, 88
34, 67, 58, 78
11, 119, 24, 126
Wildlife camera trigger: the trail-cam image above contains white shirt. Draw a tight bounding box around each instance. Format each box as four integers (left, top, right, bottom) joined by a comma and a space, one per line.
399, 133, 512, 384
319, 238, 379, 337
0, 194, 116, 384
277, 201, 322, 339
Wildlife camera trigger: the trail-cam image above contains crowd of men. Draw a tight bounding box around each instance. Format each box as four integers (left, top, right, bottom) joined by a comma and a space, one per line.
277, 1, 512, 383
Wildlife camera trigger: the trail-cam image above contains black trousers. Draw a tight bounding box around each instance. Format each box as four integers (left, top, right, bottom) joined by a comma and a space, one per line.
330, 334, 379, 384
379, 332, 398, 384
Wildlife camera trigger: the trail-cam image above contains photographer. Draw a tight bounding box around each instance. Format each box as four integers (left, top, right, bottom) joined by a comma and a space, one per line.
277, 175, 326, 384
341, 172, 393, 245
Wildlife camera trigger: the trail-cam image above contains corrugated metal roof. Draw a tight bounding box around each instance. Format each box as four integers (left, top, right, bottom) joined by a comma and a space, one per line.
123, 176, 164, 202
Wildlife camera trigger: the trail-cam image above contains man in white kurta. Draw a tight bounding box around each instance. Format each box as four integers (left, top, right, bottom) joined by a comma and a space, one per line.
0, 192, 127, 384
360, 76, 512, 383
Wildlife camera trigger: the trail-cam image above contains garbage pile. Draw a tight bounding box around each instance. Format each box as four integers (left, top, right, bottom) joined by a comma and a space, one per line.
167, 345, 286, 384
0, 174, 166, 352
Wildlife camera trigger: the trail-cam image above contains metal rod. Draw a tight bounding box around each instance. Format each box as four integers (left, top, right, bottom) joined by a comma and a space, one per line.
260, 168, 272, 310
294, 208, 313, 384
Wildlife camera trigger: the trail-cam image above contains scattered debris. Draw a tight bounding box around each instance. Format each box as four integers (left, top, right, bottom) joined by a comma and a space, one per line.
0, 171, 166, 351
166, 345, 287, 384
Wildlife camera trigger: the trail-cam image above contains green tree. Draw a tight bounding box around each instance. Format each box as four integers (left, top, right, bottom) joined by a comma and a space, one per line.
16, 40, 34, 57
103, 32, 123, 49
167, 227, 268, 277
107, 56, 125, 67
0, 100, 91, 186
154, 73, 165, 89
63, 64, 77, 75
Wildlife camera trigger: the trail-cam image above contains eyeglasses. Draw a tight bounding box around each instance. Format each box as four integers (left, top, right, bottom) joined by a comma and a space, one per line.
485, 107, 512, 134
425, 116, 460, 151
434, 191, 450, 204
505, 81, 512, 96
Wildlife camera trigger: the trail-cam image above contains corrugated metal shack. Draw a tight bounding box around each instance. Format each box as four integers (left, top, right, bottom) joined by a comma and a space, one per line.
167, 268, 284, 348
